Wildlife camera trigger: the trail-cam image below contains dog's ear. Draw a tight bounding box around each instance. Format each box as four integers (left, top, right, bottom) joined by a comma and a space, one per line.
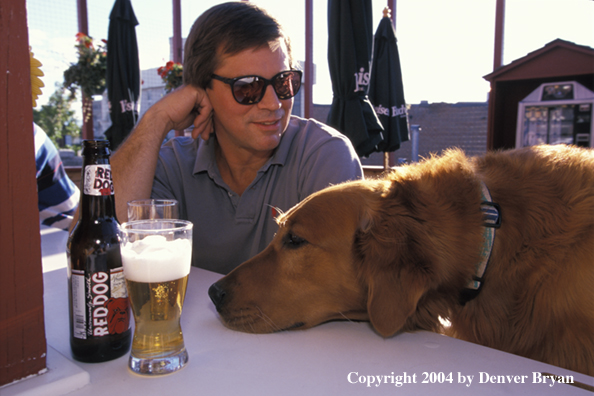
366, 268, 428, 337
355, 191, 433, 337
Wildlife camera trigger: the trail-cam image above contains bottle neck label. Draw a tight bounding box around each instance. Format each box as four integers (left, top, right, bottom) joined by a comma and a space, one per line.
83, 164, 114, 196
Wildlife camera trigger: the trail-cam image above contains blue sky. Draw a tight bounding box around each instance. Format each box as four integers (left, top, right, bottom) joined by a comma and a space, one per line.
26, 0, 594, 114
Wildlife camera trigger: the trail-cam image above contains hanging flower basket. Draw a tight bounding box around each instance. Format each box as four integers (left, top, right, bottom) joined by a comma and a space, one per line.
63, 33, 107, 99
157, 61, 183, 93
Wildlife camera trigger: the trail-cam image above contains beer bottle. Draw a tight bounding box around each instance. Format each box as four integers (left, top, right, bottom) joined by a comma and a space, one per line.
66, 140, 131, 362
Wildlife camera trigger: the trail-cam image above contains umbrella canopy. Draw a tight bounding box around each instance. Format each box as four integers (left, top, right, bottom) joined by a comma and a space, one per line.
105, 0, 140, 150
326, 0, 384, 158
368, 15, 410, 152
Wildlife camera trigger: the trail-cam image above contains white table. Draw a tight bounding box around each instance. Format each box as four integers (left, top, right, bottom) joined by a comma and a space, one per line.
4, 227, 593, 395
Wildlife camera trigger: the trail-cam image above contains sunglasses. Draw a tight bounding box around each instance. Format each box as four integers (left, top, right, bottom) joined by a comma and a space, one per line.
211, 70, 303, 105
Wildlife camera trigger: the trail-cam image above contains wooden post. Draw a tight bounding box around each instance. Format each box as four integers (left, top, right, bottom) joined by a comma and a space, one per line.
0, 0, 47, 386
493, 0, 505, 70
487, 0, 505, 151
304, 0, 314, 119
172, 0, 184, 137
172, 0, 182, 63
77, 0, 94, 139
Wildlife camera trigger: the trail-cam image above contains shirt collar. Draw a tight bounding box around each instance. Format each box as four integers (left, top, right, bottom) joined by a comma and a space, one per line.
193, 136, 215, 175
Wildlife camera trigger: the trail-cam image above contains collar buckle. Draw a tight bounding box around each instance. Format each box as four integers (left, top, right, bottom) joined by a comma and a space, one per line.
481, 201, 502, 228
459, 183, 502, 306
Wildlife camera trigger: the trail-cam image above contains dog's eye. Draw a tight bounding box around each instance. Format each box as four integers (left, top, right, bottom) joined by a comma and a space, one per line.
284, 233, 308, 249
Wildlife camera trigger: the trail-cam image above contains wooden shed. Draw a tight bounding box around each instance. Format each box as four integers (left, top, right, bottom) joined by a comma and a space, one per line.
483, 39, 594, 150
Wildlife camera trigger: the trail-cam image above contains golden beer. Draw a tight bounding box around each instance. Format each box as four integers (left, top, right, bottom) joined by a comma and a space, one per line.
126, 276, 188, 358
120, 219, 193, 375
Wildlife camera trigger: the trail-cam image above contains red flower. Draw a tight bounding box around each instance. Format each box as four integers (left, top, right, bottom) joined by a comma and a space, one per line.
157, 61, 183, 93
75, 32, 94, 49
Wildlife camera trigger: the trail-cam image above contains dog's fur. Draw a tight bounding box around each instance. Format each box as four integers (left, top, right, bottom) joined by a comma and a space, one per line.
209, 145, 594, 375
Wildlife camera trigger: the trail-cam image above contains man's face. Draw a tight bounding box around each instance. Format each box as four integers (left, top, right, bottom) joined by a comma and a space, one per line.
207, 40, 293, 158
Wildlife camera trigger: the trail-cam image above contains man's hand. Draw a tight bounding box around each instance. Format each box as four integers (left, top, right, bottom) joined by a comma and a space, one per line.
152, 84, 214, 141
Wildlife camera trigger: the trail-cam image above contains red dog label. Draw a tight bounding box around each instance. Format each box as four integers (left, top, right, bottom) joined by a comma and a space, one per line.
72, 268, 130, 339
83, 165, 114, 196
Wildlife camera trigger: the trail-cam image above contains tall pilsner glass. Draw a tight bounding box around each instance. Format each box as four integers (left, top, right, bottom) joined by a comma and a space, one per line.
119, 219, 193, 375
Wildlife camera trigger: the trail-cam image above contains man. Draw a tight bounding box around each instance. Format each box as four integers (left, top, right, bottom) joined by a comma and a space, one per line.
112, 2, 362, 274
34, 123, 80, 230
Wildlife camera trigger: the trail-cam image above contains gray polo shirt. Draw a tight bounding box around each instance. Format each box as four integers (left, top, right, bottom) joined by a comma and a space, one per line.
152, 116, 363, 274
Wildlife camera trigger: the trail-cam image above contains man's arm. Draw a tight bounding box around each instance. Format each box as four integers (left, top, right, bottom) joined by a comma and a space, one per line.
111, 85, 213, 222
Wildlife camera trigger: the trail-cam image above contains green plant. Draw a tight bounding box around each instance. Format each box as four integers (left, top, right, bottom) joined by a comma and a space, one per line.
63, 33, 107, 99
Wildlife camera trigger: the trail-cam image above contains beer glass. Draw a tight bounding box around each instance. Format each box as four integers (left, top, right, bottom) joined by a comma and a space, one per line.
119, 219, 193, 375
127, 199, 179, 221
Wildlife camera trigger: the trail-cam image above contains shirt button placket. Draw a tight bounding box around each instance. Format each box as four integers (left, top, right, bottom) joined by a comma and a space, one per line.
227, 191, 238, 208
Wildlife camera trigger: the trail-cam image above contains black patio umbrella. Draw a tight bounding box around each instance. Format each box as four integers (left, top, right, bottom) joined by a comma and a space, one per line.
368, 12, 410, 153
105, 0, 140, 150
326, 0, 384, 158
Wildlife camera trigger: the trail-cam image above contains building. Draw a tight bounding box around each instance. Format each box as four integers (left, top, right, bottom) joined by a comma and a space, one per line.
483, 39, 594, 150
311, 101, 488, 167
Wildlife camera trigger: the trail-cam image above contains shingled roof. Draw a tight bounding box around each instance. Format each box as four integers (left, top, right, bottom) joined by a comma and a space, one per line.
483, 39, 594, 83
404, 101, 488, 159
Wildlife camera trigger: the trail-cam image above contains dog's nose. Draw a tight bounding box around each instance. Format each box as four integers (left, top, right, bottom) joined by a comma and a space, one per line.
208, 281, 226, 311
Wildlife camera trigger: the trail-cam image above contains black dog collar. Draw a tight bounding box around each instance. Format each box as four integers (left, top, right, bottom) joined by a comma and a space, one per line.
459, 182, 501, 305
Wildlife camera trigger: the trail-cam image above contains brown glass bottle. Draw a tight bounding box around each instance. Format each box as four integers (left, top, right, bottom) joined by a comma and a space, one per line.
67, 140, 131, 362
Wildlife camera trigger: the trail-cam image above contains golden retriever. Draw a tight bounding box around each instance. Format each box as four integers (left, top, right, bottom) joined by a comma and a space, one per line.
208, 145, 594, 376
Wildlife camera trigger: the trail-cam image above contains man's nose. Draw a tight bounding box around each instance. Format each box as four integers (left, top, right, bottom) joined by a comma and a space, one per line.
257, 85, 282, 110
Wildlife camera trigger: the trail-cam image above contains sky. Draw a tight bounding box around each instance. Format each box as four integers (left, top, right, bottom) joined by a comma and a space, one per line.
26, 0, 594, 118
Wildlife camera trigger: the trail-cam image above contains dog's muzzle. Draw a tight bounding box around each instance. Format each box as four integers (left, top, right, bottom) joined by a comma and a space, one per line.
208, 281, 226, 312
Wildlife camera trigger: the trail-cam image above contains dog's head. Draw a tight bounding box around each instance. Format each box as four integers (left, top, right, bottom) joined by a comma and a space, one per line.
209, 170, 478, 336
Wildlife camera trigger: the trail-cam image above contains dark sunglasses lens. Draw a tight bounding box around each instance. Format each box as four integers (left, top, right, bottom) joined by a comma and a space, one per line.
233, 77, 266, 104
231, 71, 302, 104
273, 72, 302, 100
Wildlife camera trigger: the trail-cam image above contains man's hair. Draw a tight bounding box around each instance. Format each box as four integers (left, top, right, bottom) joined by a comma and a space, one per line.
183, 2, 293, 89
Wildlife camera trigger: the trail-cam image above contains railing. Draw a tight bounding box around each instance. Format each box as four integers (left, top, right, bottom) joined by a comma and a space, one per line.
65, 166, 390, 193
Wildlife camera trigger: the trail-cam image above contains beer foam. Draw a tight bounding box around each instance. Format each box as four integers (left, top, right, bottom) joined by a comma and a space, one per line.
121, 235, 192, 282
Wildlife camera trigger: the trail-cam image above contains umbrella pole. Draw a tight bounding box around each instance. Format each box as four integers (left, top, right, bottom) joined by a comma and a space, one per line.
383, 6, 392, 171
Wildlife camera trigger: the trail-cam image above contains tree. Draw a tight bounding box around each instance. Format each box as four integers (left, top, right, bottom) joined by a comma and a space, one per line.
33, 84, 80, 148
